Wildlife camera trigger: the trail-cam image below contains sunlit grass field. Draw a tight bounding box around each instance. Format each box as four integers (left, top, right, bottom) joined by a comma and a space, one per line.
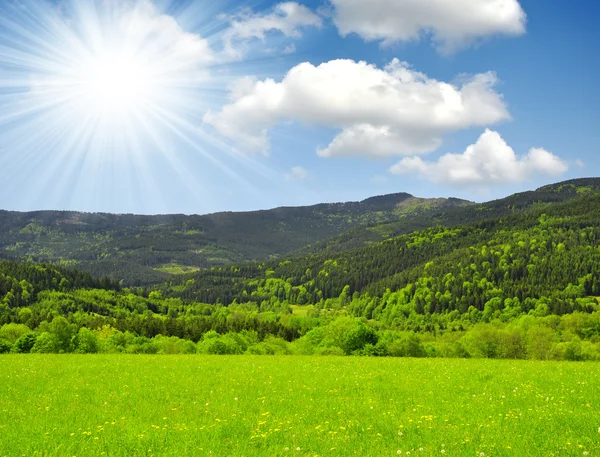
1, 356, 598, 457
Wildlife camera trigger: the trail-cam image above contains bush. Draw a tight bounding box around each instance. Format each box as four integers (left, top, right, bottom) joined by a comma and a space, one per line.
343, 322, 378, 355
291, 327, 326, 355
181, 340, 197, 354
31, 332, 60, 353
0, 338, 12, 353
526, 326, 556, 360
0, 323, 31, 344
48, 317, 76, 353
387, 334, 426, 358
126, 337, 158, 354
75, 327, 99, 353
12, 333, 38, 353
315, 346, 345, 356
154, 335, 197, 354
197, 333, 243, 355
202, 338, 233, 355
462, 325, 502, 358
247, 337, 290, 355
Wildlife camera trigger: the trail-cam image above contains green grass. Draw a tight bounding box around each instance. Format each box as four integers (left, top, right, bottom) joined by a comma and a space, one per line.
0, 356, 598, 457
154, 263, 201, 275
290, 305, 314, 317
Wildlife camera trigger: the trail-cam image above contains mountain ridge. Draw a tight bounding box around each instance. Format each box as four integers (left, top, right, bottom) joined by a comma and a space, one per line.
1, 178, 599, 286
0, 191, 469, 285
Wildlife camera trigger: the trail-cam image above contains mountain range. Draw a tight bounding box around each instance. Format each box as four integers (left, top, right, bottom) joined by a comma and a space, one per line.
0, 178, 599, 286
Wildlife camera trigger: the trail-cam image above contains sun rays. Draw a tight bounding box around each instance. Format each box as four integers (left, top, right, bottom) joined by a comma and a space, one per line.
0, 0, 283, 213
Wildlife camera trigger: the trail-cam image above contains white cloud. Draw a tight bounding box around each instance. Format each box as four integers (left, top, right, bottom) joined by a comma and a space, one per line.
286, 166, 309, 181
124, 1, 213, 67
331, 0, 526, 53
389, 129, 568, 186
283, 43, 297, 54
204, 59, 509, 157
576, 159, 585, 168
222, 2, 322, 59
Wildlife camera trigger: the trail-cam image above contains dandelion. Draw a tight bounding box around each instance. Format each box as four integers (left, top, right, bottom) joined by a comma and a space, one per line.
583, 452, 588, 456
296, 447, 301, 451
440, 451, 445, 454
397, 451, 402, 455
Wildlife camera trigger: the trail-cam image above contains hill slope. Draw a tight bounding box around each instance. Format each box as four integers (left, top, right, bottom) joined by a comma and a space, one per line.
1, 178, 600, 360
0, 193, 468, 285
297, 178, 600, 255
163, 179, 600, 319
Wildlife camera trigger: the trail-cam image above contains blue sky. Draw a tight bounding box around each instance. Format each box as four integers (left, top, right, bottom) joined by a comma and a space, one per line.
0, 0, 598, 214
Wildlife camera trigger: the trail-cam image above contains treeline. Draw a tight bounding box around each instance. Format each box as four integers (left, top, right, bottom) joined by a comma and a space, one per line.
2, 311, 600, 361
0, 260, 119, 310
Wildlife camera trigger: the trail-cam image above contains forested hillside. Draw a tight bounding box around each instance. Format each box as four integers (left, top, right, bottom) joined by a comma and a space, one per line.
0, 193, 468, 285
298, 178, 600, 254
164, 188, 600, 313
1, 179, 599, 360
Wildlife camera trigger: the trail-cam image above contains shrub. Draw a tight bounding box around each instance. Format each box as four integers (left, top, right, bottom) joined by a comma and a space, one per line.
0, 338, 12, 354
343, 322, 378, 355
387, 333, 426, 358
31, 332, 60, 353
315, 346, 345, 356
526, 326, 556, 360
12, 333, 38, 353
74, 327, 99, 353
247, 337, 290, 355
0, 323, 31, 344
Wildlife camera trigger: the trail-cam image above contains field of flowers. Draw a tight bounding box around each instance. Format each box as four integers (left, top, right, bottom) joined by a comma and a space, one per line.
0, 355, 598, 456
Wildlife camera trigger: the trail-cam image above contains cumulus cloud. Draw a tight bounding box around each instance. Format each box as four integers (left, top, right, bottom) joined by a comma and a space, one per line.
286, 166, 309, 181
331, 0, 526, 53
123, 1, 213, 67
222, 2, 322, 59
389, 129, 568, 186
204, 58, 509, 157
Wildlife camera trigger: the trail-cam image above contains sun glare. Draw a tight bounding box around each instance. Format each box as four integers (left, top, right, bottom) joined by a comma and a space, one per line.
18, 0, 216, 131
81, 52, 154, 114
0, 0, 271, 213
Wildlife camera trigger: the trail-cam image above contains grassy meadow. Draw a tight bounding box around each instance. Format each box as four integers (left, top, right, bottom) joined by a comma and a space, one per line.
0, 356, 598, 457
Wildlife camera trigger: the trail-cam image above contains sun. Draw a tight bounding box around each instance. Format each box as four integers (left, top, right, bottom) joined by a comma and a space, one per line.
80, 52, 154, 115
0, 0, 257, 213
20, 0, 215, 133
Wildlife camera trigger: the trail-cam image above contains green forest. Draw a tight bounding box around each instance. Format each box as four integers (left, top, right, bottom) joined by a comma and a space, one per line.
1, 178, 600, 360
0, 193, 468, 285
